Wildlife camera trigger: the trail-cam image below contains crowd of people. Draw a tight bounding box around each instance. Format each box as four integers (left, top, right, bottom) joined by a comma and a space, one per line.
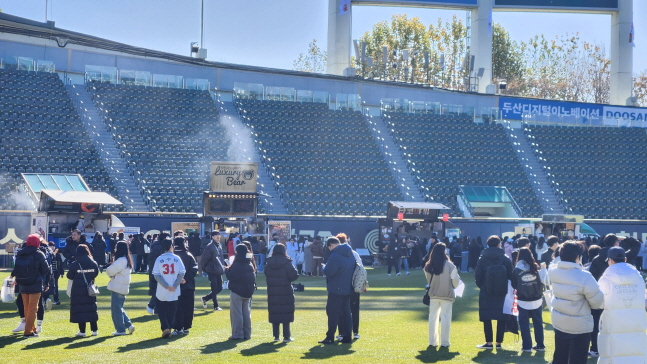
6, 230, 365, 344
6, 228, 647, 363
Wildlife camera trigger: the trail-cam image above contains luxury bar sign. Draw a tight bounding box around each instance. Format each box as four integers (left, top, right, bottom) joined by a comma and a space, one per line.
209, 162, 258, 193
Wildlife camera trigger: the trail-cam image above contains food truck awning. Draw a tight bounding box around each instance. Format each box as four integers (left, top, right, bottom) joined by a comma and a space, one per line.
41, 190, 122, 205
389, 201, 450, 210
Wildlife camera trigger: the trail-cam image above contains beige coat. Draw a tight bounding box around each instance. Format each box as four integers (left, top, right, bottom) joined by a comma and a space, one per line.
424, 260, 460, 302
549, 261, 604, 335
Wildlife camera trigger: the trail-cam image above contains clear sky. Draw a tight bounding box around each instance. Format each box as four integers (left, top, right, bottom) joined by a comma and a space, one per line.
1, 0, 645, 73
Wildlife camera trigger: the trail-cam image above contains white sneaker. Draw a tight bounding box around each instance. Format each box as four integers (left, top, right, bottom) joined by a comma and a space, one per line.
112, 332, 127, 336
336, 335, 343, 341
406, 271, 410, 275
128, 325, 135, 334
91, 331, 98, 336
353, 333, 360, 339
147, 306, 154, 315
13, 320, 26, 333
283, 337, 294, 343
387, 273, 391, 276
396, 273, 401, 276
45, 298, 53, 310
36, 325, 42, 333
588, 351, 599, 358
75, 332, 86, 337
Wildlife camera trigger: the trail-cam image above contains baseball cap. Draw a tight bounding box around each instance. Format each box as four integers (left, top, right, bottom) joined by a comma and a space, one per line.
607, 246, 626, 262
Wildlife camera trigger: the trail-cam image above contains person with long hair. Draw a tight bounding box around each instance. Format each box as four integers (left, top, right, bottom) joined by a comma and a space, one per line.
226, 244, 256, 340
106, 241, 135, 336
424, 242, 460, 347
511, 247, 548, 352
67, 244, 99, 337
264, 243, 298, 342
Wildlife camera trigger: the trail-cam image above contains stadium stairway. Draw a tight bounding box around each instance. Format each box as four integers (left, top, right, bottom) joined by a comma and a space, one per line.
367, 114, 425, 202
218, 100, 289, 215
506, 123, 563, 214
67, 85, 150, 212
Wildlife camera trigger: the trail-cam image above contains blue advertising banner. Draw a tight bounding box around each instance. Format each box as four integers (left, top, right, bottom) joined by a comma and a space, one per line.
495, 0, 617, 9
499, 96, 603, 121
499, 96, 647, 126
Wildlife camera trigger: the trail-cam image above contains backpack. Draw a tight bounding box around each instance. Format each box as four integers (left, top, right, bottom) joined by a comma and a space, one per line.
485, 257, 508, 297
352, 263, 369, 293
13, 253, 38, 286
515, 269, 543, 302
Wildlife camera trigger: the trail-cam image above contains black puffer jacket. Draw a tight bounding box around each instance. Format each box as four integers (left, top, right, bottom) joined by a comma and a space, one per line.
148, 240, 164, 295
264, 255, 298, 323
92, 238, 107, 266
63, 239, 94, 264
12, 246, 50, 294
175, 249, 198, 291
474, 247, 513, 321
66, 255, 99, 323
589, 246, 611, 281
226, 258, 256, 299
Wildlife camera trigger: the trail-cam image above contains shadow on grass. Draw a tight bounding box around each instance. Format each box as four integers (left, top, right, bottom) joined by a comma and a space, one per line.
117, 336, 179, 352
415, 345, 459, 363
200, 339, 240, 354
65, 336, 112, 349
22, 336, 79, 350
470, 347, 522, 363
131, 315, 158, 323
301, 343, 355, 360
240, 341, 286, 356
0, 335, 21, 349
0, 312, 19, 320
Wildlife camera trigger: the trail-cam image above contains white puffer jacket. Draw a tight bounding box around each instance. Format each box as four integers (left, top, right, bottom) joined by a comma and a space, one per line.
548, 261, 604, 334
106, 257, 132, 295
597, 263, 647, 364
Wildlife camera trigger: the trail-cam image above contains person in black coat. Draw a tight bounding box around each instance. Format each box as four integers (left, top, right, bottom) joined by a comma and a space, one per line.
225, 244, 256, 340
385, 240, 400, 276
264, 244, 299, 342
92, 232, 107, 269
172, 237, 198, 335
468, 238, 482, 271
133, 233, 148, 273
63, 230, 94, 267
66, 244, 99, 337
147, 233, 168, 313
474, 235, 513, 349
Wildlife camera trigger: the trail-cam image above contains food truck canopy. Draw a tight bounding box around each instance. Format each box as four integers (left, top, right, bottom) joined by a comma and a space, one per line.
41, 190, 122, 205
389, 201, 450, 210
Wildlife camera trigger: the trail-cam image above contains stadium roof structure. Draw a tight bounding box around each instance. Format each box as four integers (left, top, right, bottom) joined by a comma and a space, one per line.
22, 173, 90, 194
40, 190, 122, 205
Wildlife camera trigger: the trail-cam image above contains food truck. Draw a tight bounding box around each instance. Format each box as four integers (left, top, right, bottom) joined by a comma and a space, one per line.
21, 173, 122, 247
379, 201, 452, 248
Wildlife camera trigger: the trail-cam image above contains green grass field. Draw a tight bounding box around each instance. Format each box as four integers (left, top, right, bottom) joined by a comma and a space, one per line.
0, 268, 597, 363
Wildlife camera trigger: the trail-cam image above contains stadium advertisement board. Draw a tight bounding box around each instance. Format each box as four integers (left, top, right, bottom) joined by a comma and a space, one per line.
209, 162, 258, 193
499, 97, 647, 124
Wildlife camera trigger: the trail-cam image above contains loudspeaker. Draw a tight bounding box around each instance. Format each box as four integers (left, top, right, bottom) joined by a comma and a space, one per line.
477, 67, 485, 78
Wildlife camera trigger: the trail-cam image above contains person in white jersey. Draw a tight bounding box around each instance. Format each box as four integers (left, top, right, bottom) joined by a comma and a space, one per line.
152, 238, 186, 338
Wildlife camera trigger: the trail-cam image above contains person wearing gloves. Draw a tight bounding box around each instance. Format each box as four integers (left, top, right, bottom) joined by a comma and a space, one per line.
226, 244, 257, 340
152, 238, 186, 339
597, 246, 647, 363
511, 247, 549, 353
548, 241, 604, 364
424, 242, 460, 348
172, 237, 198, 336
106, 241, 135, 336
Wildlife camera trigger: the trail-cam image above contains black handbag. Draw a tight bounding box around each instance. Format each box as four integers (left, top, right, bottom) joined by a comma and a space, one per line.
423, 273, 432, 306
